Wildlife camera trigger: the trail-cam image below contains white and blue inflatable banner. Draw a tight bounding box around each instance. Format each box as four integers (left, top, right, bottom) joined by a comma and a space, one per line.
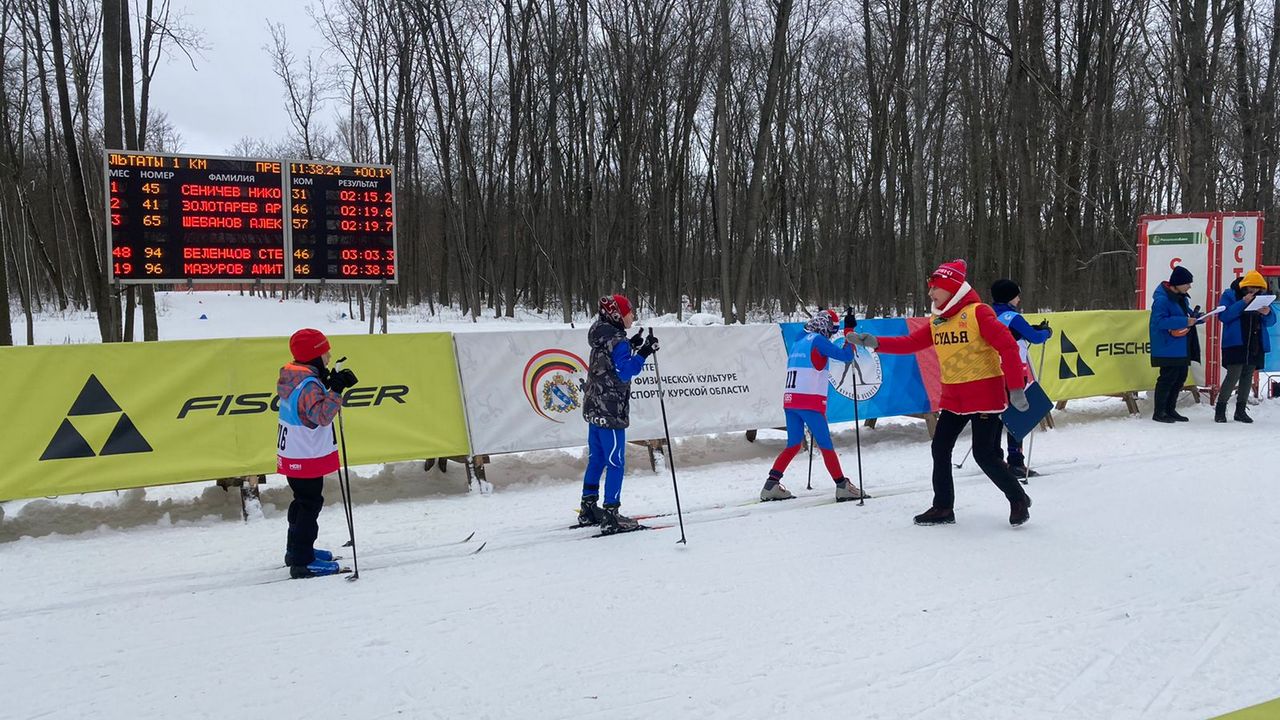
454, 325, 788, 456
779, 319, 935, 422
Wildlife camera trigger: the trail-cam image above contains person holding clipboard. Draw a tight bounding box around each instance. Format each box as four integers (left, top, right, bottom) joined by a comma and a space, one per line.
1149, 266, 1204, 423
1214, 270, 1276, 423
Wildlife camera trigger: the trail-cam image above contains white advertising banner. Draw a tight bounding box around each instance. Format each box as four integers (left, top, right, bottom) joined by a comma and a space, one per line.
1140, 216, 1212, 310
454, 325, 789, 456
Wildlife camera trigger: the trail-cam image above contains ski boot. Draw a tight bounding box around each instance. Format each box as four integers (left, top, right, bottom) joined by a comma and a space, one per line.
1009, 494, 1033, 527
577, 495, 607, 526
284, 548, 336, 567
760, 471, 795, 501
1235, 408, 1254, 424
290, 558, 343, 579
599, 504, 640, 535
834, 477, 865, 502
913, 506, 956, 526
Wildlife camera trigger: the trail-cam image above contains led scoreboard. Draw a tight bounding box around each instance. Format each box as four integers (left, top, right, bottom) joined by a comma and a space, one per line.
107, 152, 287, 281
105, 151, 397, 284
288, 161, 396, 281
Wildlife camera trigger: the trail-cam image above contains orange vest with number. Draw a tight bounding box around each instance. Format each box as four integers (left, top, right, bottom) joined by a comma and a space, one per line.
931, 303, 1003, 384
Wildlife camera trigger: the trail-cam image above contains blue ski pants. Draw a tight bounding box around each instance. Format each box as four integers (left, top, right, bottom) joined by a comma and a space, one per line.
583, 425, 626, 506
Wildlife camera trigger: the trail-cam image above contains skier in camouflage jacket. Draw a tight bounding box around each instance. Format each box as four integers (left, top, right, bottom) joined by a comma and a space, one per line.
578, 294, 658, 533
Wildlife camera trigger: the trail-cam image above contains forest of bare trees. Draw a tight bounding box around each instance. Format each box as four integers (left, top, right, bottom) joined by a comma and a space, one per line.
3, 0, 1280, 344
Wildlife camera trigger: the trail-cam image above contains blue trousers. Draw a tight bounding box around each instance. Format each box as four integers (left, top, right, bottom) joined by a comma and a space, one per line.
785, 409, 833, 450
583, 425, 626, 506
1005, 431, 1024, 467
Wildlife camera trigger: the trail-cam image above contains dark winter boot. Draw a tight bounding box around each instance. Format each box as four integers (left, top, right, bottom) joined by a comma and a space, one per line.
1153, 412, 1175, 423
290, 558, 342, 579
1215, 405, 1229, 423
834, 477, 865, 502
599, 504, 640, 534
1235, 407, 1254, 423
913, 506, 956, 526
578, 496, 607, 526
284, 548, 336, 567
1168, 410, 1190, 422
1008, 463, 1038, 480
1009, 494, 1033, 527
760, 473, 795, 502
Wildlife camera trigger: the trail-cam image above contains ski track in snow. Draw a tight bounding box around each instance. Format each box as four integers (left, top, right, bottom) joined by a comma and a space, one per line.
4, 293, 1280, 719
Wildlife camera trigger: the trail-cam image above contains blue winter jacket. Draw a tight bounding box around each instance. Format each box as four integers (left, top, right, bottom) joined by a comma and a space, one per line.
992, 303, 1052, 344
1217, 280, 1275, 356
1149, 282, 1201, 364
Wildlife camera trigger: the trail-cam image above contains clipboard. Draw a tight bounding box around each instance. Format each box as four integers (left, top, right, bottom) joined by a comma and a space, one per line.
1245, 294, 1276, 312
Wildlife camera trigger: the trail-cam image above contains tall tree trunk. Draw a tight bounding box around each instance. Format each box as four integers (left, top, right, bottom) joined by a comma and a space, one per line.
51, 0, 118, 342
731, 0, 793, 323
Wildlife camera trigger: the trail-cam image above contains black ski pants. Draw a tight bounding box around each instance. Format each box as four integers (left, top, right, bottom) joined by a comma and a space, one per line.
931, 410, 1027, 510
1216, 363, 1256, 414
286, 476, 325, 566
1153, 365, 1189, 418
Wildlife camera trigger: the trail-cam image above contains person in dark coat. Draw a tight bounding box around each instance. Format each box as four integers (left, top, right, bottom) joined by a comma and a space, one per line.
1214, 270, 1275, 423
990, 279, 1052, 477
578, 294, 658, 533
1148, 266, 1203, 423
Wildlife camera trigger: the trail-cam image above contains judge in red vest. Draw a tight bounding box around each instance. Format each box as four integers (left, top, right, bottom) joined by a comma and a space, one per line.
848, 260, 1035, 527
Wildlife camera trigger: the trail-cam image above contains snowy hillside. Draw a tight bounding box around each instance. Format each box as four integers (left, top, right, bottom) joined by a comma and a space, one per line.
2, 293, 1276, 719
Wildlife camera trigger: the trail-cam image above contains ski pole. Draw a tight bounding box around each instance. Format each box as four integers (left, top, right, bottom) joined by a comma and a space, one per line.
953, 446, 972, 469
333, 358, 360, 580
648, 329, 687, 544
1022, 340, 1050, 483
844, 307, 866, 505
806, 429, 813, 490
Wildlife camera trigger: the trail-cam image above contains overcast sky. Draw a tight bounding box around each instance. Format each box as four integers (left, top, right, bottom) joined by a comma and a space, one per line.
147, 0, 328, 155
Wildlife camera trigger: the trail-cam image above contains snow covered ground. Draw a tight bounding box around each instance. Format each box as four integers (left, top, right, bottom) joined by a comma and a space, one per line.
2, 293, 1277, 719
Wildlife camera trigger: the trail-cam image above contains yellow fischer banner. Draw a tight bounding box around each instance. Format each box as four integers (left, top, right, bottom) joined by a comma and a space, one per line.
1, 333, 469, 502
1022, 310, 1160, 401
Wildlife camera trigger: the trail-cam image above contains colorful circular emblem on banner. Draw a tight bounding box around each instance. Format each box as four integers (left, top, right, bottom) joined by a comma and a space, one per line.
522, 349, 589, 422
1233, 220, 1247, 242
828, 346, 883, 403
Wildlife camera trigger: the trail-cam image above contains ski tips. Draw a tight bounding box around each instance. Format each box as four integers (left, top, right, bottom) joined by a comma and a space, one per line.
471, 542, 487, 554
462, 531, 476, 543
342, 540, 354, 547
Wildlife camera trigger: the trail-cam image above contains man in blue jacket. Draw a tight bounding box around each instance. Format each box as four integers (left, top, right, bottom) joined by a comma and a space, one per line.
1214, 270, 1275, 423
990, 279, 1052, 477
1149, 266, 1203, 423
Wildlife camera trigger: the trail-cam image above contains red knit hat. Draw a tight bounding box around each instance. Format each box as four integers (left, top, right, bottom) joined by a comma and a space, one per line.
289, 328, 331, 363
928, 259, 968, 295
599, 294, 633, 322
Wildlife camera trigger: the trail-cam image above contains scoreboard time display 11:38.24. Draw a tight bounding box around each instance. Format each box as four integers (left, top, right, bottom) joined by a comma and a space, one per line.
106, 151, 396, 284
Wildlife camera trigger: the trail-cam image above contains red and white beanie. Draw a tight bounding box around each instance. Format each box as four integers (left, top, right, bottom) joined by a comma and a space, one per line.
928, 259, 968, 296
599, 294, 633, 323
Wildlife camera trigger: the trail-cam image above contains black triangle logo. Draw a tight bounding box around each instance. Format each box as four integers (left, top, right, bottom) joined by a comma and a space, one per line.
1059, 356, 1076, 379
99, 414, 153, 455
39, 418, 96, 460
40, 376, 152, 461
1060, 332, 1079, 354
68, 374, 122, 415
1076, 356, 1095, 377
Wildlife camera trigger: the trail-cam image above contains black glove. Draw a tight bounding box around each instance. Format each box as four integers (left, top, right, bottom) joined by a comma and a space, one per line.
328, 368, 359, 393
637, 333, 660, 358
1034, 319, 1050, 331
629, 330, 645, 350
844, 307, 857, 333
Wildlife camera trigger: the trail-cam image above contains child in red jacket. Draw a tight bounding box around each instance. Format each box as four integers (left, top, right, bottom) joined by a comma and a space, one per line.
849, 260, 1034, 527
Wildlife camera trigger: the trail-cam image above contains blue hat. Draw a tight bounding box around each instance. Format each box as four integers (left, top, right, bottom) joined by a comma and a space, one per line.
1169, 266, 1193, 285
